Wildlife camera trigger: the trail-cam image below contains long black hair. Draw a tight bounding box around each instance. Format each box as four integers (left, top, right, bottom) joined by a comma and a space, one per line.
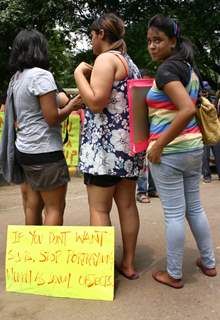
148, 14, 195, 66
9, 30, 49, 73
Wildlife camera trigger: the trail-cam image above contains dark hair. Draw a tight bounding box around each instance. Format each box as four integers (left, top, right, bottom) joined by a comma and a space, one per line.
0, 92, 7, 105
148, 14, 195, 65
9, 30, 49, 73
139, 68, 154, 78
90, 13, 127, 53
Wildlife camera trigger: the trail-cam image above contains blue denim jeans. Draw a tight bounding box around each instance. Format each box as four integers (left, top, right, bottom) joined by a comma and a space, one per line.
137, 158, 149, 194
137, 173, 148, 194
149, 149, 215, 279
202, 143, 220, 179
137, 158, 157, 194
148, 169, 157, 193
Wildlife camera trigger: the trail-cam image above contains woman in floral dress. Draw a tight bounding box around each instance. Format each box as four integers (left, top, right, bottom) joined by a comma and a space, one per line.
74, 13, 142, 279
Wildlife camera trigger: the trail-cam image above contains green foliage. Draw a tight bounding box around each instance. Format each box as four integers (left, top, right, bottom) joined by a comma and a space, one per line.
0, 0, 220, 98
0, 0, 74, 97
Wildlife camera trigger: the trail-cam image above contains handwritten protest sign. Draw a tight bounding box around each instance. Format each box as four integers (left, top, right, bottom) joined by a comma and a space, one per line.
6, 226, 115, 301
0, 112, 80, 167
0, 112, 5, 142
63, 114, 81, 166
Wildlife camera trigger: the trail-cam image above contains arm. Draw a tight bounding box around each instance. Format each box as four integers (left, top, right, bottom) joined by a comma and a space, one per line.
148, 81, 196, 163
57, 91, 69, 108
74, 53, 116, 113
39, 92, 83, 126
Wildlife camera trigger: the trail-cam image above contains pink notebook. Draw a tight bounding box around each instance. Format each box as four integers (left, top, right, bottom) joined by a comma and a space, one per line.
127, 79, 154, 154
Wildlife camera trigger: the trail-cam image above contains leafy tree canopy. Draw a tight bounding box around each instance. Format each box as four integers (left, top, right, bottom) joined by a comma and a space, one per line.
0, 0, 219, 98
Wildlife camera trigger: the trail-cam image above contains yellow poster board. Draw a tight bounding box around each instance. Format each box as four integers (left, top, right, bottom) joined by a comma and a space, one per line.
63, 114, 81, 167
0, 112, 80, 167
0, 112, 5, 143
6, 225, 115, 301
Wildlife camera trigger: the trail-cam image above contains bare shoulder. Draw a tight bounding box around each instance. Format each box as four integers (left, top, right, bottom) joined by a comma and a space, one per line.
93, 52, 116, 73
95, 52, 116, 64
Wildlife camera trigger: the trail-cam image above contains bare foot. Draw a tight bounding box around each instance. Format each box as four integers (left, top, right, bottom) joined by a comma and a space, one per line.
152, 270, 184, 289
117, 264, 139, 280
196, 258, 217, 277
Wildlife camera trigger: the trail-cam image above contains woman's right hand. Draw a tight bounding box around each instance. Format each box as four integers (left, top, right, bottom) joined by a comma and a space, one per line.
147, 143, 163, 164
74, 62, 93, 79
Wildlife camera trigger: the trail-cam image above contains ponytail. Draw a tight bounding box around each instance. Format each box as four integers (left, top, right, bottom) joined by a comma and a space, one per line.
107, 39, 127, 54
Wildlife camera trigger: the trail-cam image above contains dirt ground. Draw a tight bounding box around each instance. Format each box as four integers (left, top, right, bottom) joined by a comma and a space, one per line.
0, 176, 220, 320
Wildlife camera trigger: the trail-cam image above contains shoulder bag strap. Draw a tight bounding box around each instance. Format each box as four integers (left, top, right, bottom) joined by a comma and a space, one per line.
108, 50, 129, 77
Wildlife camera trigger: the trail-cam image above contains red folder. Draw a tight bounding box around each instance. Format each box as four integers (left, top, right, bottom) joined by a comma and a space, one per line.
127, 79, 153, 154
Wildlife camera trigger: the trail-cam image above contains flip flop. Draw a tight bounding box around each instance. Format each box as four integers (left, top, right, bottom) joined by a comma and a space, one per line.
117, 268, 140, 280
148, 191, 159, 198
152, 270, 184, 289
136, 193, 151, 203
196, 258, 217, 277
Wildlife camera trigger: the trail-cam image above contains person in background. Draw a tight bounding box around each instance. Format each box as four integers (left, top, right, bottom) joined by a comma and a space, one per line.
215, 83, 220, 117
74, 13, 142, 279
202, 81, 216, 104
201, 87, 220, 183
202, 143, 220, 183
0, 93, 6, 112
146, 14, 216, 288
9, 29, 82, 226
148, 170, 159, 197
136, 158, 151, 203
56, 82, 70, 107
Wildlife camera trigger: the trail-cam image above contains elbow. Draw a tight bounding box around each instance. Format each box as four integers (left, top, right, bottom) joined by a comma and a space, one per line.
90, 105, 104, 113
88, 99, 106, 113
185, 105, 196, 118
189, 106, 197, 117
46, 116, 59, 127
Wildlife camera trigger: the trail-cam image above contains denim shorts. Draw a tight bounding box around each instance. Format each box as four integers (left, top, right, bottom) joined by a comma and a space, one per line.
21, 159, 70, 191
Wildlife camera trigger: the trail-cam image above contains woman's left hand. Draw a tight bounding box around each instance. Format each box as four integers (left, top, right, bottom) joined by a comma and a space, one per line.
147, 143, 163, 164
69, 94, 84, 111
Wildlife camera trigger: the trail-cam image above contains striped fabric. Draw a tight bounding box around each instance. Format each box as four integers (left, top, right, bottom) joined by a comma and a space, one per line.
146, 67, 203, 154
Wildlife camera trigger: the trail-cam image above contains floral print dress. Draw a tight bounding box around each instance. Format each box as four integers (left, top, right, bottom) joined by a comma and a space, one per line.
79, 53, 143, 177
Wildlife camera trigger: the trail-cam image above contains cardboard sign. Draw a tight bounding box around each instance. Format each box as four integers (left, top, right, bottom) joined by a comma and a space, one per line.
127, 79, 154, 154
6, 225, 115, 301
63, 114, 81, 166
0, 112, 5, 143
0, 112, 80, 167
